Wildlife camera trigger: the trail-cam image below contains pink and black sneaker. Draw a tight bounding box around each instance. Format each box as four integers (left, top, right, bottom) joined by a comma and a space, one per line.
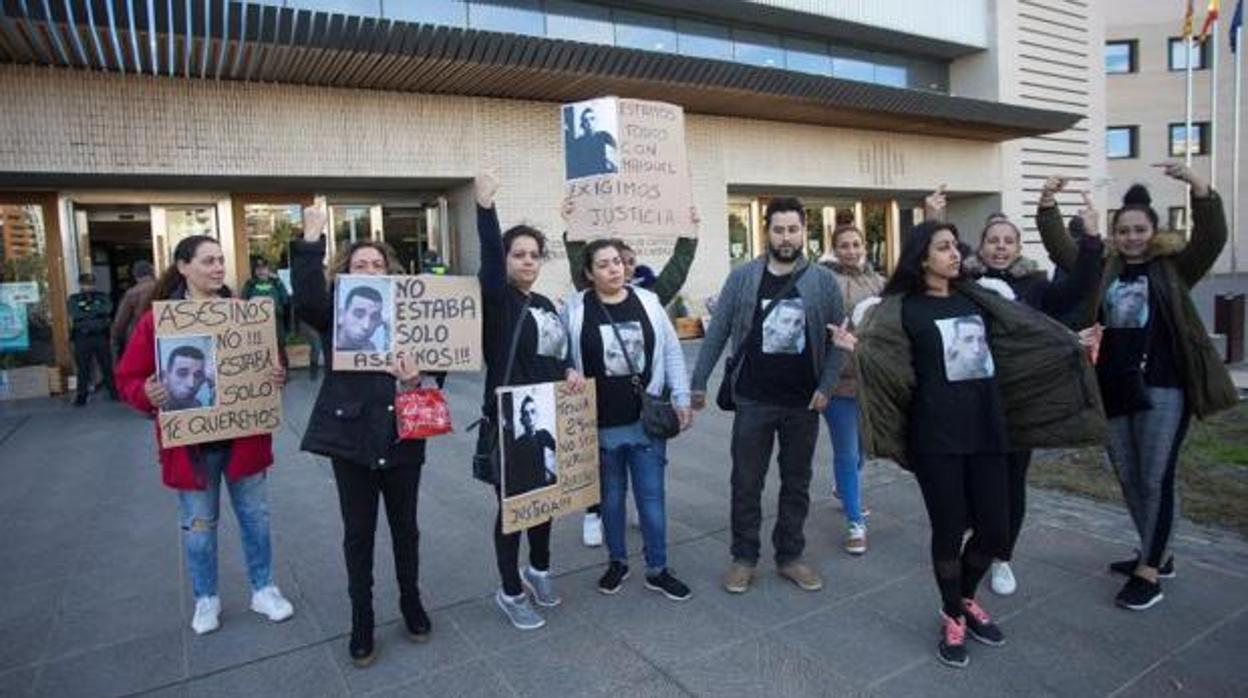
962, 598, 1005, 646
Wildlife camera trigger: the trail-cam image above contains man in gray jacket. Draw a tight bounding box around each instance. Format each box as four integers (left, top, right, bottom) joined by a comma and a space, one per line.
691, 197, 846, 594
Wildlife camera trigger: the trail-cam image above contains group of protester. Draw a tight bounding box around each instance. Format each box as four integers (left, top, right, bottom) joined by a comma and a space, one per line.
107, 161, 1235, 671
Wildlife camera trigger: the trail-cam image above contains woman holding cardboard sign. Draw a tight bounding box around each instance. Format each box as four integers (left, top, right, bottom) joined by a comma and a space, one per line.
291, 204, 430, 668
474, 171, 586, 632
116, 235, 294, 637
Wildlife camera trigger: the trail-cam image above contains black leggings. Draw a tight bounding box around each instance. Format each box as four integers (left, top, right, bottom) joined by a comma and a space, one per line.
1001, 450, 1031, 562
912, 453, 1010, 618
331, 459, 423, 607
494, 487, 551, 597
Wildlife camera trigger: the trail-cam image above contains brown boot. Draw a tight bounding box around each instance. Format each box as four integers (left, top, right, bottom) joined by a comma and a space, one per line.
722, 561, 756, 594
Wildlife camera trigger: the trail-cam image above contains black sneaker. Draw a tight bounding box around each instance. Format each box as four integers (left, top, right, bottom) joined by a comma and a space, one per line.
1109, 555, 1175, 579
400, 596, 431, 643
644, 569, 692, 601
597, 561, 629, 594
937, 613, 969, 668
961, 598, 1005, 646
73, 395, 87, 407
349, 606, 376, 668
1115, 575, 1164, 611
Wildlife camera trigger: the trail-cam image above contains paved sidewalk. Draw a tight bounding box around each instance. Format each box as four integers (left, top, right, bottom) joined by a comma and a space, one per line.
1, 350, 1246, 697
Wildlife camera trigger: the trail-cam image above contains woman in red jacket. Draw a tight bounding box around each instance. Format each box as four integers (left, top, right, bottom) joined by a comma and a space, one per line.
116, 235, 293, 636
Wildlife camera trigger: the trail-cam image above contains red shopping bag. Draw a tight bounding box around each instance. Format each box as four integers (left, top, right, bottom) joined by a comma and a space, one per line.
396, 388, 453, 440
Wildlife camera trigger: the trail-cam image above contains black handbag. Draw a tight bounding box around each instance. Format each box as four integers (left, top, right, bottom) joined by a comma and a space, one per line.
1097, 364, 1153, 418
716, 266, 808, 412
472, 295, 532, 483
598, 298, 682, 440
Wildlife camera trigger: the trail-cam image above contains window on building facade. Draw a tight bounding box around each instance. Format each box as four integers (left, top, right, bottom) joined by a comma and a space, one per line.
732, 29, 784, 68
545, 1, 613, 44
783, 37, 831, 75
1168, 206, 1187, 231
1106, 126, 1138, 159
1169, 122, 1210, 156
467, 0, 545, 38
0, 203, 54, 374
676, 19, 733, 60
615, 10, 677, 52
1169, 37, 1209, 70
1105, 40, 1137, 74
384, 0, 466, 25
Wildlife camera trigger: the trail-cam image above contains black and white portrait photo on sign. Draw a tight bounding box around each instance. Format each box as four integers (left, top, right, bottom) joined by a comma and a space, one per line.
334, 276, 392, 353
499, 384, 559, 499
1104, 276, 1150, 329
936, 315, 995, 382
599, 321, 646, 377
761, 298, 806, 354
157, 334, 216, 412
563, 98, 619, 180
530, 307, 568, 360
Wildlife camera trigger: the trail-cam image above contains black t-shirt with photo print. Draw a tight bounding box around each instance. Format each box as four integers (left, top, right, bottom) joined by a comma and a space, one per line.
482, 285, 570, 416
736, 270, 815, 408
902, 292, 1007, 456
1097, 263, 1181, 389
580, 290, 656, 428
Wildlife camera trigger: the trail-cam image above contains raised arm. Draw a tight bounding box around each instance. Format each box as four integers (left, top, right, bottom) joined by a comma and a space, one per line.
1156, 162, 1228, 286
559, 196, 591, 292
1036, 175, 1079, 273
475, 171, 508, 299
291, 204, 334, 334
652, 206, 700, 307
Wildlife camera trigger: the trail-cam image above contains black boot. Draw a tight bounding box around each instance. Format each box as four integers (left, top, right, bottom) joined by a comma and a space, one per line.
349, 605, 376, 667
400, 594, 431, 643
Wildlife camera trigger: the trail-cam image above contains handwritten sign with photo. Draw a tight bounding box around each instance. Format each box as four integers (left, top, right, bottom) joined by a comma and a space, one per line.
331, 275, 483, 373
563, 97, 692, 243
498, 379, 600, 534
153, 298, 283, 448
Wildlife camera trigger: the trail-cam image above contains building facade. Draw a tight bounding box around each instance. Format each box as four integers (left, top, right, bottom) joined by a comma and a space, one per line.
1105, 0, 1247, 273
0, 0, 1104, 383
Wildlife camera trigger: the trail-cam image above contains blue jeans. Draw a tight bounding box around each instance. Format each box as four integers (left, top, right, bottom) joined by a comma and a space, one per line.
600, 433, 668, 573
177, 448, 274, 599
823, 396, 865, 526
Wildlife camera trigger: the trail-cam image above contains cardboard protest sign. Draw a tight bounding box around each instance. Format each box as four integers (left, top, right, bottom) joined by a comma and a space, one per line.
498, 379, 600, 534
153, 298, 282, 448
563, 97, 692, 243
331, 275, 482, 372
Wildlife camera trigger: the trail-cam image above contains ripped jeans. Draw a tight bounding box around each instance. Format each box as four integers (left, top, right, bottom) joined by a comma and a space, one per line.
177, 447, 274, 600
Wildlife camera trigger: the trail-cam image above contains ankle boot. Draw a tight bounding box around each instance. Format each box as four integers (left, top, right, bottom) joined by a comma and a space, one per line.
349, 605, 376, 667
400, 594, 431, 642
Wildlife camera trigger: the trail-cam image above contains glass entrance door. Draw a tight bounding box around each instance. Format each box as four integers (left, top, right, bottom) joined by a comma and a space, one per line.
150, 205, 219, 272
381, 201, 446, 274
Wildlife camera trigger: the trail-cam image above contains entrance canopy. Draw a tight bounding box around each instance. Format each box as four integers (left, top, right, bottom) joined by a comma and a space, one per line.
0, 1, 1079, 141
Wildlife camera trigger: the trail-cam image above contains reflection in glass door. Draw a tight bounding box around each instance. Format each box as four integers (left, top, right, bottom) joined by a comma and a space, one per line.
150, 205, 218, 272
727, 201, 754, 267
381, 203, 445, 274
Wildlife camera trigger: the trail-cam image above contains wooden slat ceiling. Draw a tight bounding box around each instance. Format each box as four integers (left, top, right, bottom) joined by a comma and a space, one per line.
0, 0, 1081, 142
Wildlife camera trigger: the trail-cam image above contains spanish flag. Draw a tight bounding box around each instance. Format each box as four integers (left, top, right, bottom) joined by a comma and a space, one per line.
1199, 0, 1221, 42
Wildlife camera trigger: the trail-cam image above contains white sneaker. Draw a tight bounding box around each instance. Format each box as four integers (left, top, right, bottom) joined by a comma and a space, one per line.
191, 596, 221, 635
250, 585, 295, 622
844, 523, 868, 555
990, 561, 1017, 596
582, 513, 603, 547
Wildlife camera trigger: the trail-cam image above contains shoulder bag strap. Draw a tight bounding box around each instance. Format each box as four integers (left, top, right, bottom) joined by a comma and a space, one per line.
501, 293, 533, 387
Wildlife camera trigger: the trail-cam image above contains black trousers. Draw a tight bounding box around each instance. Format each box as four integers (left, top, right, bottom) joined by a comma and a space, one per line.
912, 453, 1010, 618
331, 459, 423, 607
493, 486, 551, 597
1001, 450, 1032, 562
729, 401, 820, 565
73, 335, 115, 400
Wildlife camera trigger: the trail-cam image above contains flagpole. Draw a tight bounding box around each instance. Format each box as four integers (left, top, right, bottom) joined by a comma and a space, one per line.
1234, 23, 1243, 272
1186, 38, 1195, 233
1211, 21, 1221, 191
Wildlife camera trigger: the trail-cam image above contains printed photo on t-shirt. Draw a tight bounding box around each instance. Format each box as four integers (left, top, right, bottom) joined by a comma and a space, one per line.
936, 315, 995, 382
760, 298, 806, 354
599, 321, 646, 376
1104, 276, 1150, 329
529, 308, 567, 359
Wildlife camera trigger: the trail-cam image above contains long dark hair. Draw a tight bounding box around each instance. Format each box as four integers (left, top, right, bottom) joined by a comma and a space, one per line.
148, 235, 231, 309
882, 221, 961, 297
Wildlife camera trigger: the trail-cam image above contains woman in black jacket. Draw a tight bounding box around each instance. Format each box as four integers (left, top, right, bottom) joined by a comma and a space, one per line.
292, 204, 429, 667
473, 173, 585, 631
926, 187, 1103, 597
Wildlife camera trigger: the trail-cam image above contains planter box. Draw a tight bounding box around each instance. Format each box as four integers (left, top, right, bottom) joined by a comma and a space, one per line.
286, 344, 311, 369
0, 365, 51, 402
47, 366, 64, 394
674, 316, 704, 340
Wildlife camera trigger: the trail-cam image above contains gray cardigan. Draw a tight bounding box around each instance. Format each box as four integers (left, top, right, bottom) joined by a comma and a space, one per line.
691, 256, 846, 399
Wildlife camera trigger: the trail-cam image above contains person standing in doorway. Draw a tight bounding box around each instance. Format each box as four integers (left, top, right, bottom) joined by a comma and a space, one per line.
690, 197, 847, 594
242, 259, 291, 367
68, 273, 116, 406
111, 260, 156, 357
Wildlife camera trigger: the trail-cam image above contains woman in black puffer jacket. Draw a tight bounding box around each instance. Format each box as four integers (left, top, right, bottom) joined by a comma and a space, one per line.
291, 204, 430, 668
